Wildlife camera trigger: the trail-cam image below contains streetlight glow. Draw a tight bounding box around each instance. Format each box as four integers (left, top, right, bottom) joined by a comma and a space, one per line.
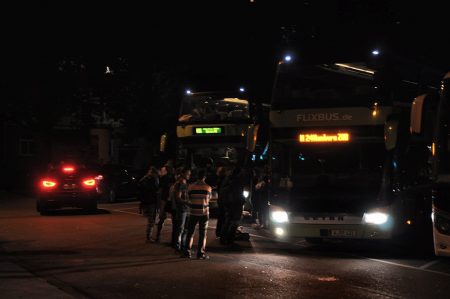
372, 49, 380, 56
239, 87, 245, 92
186, 89, 192, 95
284, 55, 292, 62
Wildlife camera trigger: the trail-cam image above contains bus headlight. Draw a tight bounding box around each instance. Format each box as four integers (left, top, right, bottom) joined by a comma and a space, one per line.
363, 212, 389, 225
271, 211, 289, 223
274, 227, 285, 236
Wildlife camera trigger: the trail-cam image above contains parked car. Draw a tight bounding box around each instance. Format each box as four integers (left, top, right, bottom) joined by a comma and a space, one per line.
36, 163, 99, 214
94, 164, 139, 203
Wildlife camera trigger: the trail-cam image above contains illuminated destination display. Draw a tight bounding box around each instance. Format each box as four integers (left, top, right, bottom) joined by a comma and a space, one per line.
299, 133, 350, 143
194, 127, 223, 134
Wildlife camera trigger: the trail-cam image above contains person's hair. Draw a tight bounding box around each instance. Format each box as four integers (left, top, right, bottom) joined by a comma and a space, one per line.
148, 166, 159, 176
175, 167, 190, 180
196, 169, 207, 180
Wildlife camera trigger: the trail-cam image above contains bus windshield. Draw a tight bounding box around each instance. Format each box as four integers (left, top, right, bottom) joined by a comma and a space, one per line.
271, 141, 387, 213
179, 94, 250, 123
272, 64, 375, 110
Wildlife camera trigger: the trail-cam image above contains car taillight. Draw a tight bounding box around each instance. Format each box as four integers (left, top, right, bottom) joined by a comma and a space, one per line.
41, 180, 57, 188
83, 179, 96, 187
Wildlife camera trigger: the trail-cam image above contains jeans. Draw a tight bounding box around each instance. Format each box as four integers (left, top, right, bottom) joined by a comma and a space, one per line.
174, 205, 189, 251
186, 215, 209, 256
156, 200, 176, 243
143, 203, 157, 240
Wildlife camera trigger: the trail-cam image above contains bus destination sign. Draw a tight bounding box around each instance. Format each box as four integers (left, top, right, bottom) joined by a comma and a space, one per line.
299, 133, 350, 143
194, 127, 223, 135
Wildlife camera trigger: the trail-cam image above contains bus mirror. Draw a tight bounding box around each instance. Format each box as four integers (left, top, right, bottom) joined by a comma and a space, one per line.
160, 133, 167, 152
385, 119, 398, 151
410, 94, 426, 134
246, 124, 259, 152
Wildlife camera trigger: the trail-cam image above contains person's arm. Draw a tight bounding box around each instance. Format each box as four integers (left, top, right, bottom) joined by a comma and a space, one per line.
173, 182, 182, 203
180, 184, 189, 204
206, 186, 212, 205
147, 177, 157, 193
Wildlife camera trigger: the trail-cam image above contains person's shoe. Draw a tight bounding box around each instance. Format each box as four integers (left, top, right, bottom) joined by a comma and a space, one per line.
146, 238, 156, 243
197, 254, 210, 260
181, 251, 191, 259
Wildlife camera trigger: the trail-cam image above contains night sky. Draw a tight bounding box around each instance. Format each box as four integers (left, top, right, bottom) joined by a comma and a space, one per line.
1, 0, 450, 177
3, 1, 450, 106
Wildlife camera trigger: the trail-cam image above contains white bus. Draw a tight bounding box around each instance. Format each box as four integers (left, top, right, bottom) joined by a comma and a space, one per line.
268, 60, 435, 247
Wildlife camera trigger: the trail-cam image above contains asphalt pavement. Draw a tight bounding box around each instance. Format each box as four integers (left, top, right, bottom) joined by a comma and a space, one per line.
1, 192, 450, 298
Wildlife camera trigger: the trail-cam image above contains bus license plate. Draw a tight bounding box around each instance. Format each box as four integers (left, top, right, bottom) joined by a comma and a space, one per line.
330, 229, 356, 237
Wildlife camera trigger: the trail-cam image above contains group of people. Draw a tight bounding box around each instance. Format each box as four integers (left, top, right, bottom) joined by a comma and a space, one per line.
137, 161, 249, 259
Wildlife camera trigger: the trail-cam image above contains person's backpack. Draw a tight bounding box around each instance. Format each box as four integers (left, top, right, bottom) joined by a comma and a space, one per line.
235, 231, 250, 241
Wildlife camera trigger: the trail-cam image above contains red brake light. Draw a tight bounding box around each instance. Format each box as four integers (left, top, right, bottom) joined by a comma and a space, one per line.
83, 179, 96, 187
63, 166, 75, 173
41, 180, 57, 188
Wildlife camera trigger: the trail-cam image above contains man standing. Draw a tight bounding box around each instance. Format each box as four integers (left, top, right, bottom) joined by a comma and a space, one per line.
173, 167, 191, 252
138, 166, 160, 243
155, 164, 176, 243
220, 165, 245, 248
215, 166, 227, 238
184, 169, 212, 259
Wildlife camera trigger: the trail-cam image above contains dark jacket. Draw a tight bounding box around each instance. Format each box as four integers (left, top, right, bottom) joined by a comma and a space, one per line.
159, 174, 175, 202
220, 170, 245, 206
138, 176, 159, 205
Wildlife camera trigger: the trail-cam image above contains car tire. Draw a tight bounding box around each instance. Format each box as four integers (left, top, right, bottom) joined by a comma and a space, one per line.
85, 203, 98, 212
37, 201, 48, 215
108, 189, 117, 203
38, 205, 49, 215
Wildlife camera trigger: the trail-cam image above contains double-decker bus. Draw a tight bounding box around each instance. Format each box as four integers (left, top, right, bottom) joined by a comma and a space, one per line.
268, 59, 437, 245
411, 72, 450, 256
431, 72, 450, 256
173, 91, 261, 207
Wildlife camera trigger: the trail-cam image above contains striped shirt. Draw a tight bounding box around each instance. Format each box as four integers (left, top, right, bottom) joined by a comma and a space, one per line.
188, 181, 212, 216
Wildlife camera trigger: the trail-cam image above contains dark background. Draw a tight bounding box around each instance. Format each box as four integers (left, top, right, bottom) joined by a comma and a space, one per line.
1, 0, 449, 190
